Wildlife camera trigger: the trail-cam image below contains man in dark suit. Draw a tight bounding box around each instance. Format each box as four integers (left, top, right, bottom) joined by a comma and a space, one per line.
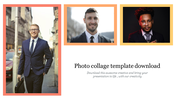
70, 8, 111, 43
128, 7, 164, 43
17, 24, 53, 93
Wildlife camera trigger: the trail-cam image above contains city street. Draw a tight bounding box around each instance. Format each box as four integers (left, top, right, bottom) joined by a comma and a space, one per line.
6, 79, 12, 86
6, 59, 58, 93
5, 6, 59, 94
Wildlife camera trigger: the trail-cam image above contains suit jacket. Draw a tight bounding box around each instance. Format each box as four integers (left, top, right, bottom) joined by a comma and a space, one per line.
18, 38, 53, 77
128, 30, 164, 42
70, 32, 111, 43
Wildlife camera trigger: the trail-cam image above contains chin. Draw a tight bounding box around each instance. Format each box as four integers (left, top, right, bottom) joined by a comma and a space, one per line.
143, 29, 151, 33
32, 36, 37, 38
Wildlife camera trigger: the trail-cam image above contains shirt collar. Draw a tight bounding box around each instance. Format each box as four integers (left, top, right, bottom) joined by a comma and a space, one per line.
30, 37, 38, 42
141, 29, 153, 36
85, 30, 98, 39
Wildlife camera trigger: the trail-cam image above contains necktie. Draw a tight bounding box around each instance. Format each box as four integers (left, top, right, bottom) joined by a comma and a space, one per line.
90, 36, 94, 43
30, 40, 34, 54
145, 33, 151, 42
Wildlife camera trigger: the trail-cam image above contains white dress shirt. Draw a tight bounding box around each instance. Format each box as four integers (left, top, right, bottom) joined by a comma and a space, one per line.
29, 37, 38, 52
141, 29, 153, 41
85, 31, 98, 43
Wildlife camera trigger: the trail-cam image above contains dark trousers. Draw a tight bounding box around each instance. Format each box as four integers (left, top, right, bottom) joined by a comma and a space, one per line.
25, 70, 43, 93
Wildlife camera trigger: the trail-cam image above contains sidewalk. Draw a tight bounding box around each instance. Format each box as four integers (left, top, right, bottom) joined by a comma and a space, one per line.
42, 59, 58, 93
6, 59, 58, 93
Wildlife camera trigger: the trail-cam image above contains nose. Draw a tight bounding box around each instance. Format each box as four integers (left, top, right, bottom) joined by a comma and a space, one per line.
90, 19, 96, 23
145, 22, 149, 25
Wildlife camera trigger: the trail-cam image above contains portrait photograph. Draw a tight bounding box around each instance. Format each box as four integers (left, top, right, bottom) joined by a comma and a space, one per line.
3, 4, 61, 95
64, 4, 117, 45
121, 4, 173, 45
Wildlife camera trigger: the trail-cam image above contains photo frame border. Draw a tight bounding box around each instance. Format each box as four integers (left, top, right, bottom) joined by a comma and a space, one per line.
64, 4, 117, 45
120, 4, 173, 45
3, 4, 61, 96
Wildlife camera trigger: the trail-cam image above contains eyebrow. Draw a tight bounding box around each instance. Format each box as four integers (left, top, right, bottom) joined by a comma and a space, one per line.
87, 16, 98, 18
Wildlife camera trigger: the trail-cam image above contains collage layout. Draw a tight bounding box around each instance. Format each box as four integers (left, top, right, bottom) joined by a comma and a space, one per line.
3, 4, 173, 96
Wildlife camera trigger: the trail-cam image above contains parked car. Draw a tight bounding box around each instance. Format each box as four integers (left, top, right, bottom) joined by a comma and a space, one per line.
6, 51, 14, 80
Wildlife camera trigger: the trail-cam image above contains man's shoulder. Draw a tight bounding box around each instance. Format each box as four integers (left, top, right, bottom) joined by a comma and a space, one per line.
153, 31, 163, 36
128, 30, 142, 42
37, 38, 49, 46
73, 32, 85, 39
152, 31, 164, 42
38, 38, 47, 42
98, 34, 111, 42
70, 32, 86, 42
129, 30, 141, 36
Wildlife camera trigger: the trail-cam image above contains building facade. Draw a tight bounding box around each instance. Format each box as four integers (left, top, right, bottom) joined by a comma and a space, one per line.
67, 7, 85, 42
52, 7, 58, 86
6, 7, 32, 50
6, 7, 14, 49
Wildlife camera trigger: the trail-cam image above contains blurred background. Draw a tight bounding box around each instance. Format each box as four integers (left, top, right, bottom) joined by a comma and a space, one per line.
67, 7, 114, 42
123, 7, 170, 42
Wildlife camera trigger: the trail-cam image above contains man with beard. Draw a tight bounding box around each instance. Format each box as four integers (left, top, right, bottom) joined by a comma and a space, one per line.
70, 8, 111, 43
128, 7, 164, 43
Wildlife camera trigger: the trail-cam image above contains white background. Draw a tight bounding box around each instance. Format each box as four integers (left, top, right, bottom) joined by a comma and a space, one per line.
71, 7, 114, 33
1, 0, 176, 99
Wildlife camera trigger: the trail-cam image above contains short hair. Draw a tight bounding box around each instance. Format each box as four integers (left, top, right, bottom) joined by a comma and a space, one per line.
30, 24, 40, 30
135, 7, 154, 20
84, 8, 98, 18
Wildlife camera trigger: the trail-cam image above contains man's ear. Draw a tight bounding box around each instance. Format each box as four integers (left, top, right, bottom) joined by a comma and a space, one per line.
83, 18, 86, 23
152, 19, 154, 24
138, 20, 141, 25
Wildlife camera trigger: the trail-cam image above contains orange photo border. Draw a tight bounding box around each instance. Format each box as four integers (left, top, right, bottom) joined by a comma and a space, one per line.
3, 4, 61, 96
120, 4, 173, 45
64, 4, 117, 45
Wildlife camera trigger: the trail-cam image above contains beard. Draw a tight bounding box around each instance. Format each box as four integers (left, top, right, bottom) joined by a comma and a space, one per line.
86, 23, 98, 33
142, 27, 152, 33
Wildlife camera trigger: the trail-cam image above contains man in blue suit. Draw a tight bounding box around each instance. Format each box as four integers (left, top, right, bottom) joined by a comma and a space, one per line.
17, 24, 53, 93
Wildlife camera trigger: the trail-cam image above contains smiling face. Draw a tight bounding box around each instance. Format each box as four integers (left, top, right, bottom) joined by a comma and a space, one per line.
139, 14, 154, 33
84, 12, 99, 35
29, 25, 40, 39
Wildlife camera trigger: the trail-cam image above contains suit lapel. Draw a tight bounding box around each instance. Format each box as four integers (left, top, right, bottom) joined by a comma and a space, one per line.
31, 38, 41, 56
138, 30, 146, 42
98, 35, 102, 42
150, 31, 156, 41
26, 38, 31, 55
82, 32, 87, 42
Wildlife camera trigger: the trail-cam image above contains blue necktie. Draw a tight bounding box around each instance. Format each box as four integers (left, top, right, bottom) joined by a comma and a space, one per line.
30, 40, 34, 54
